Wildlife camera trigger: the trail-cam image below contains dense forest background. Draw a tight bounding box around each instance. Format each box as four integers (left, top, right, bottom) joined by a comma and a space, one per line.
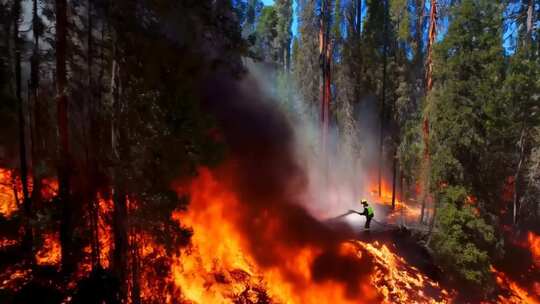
236, 0, 540, 294
0, 0, 539, 303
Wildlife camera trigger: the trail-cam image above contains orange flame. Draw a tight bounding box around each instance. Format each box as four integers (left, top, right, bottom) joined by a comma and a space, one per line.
368, 180, 421, 223
0, 169, 59, 219
97, 194, 113, 268
529, 232, 540, 267
0, 168, 20, 217
36, 233, 61, 266
492, 267, 540, 304
171, 167, 452, 303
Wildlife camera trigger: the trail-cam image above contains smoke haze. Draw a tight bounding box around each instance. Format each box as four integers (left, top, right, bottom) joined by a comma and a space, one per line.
200, 70, 379, 299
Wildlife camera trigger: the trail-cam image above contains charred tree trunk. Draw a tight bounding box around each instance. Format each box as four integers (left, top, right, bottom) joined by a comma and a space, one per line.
391, 152, 397, 209
30, 0, 43, 216
109, 0, 136, 298
13, 0, 33, 261
112, 185, 129, 301
378, 0, 389, 198
110, 54, 130, 301
400, 170, 405, 205
130, 230, 141, 304
85, 0, 101, 269
12, 173, 20, 207
56, 0, 75, 275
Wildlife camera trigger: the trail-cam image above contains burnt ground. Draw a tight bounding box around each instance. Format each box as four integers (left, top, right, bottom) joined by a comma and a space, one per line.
0, 246, 121, 304
327, 215, 540, 304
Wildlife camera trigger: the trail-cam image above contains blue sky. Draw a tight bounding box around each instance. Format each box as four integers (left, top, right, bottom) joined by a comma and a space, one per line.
260, 0, 521, 54
261, 0, 299, 36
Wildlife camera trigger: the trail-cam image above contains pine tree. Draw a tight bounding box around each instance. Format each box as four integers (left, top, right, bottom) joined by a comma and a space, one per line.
294, 0, 320, 106
504, 43, 540, 226
275, 0, 293, 70
427, 0, 506, 292
255, 5, 279, 62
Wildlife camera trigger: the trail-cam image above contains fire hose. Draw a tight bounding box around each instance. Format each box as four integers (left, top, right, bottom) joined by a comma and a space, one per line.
326, 210, 399, 229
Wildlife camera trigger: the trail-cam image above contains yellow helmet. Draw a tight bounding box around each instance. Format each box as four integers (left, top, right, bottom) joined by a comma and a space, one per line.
360, 198, 368, 205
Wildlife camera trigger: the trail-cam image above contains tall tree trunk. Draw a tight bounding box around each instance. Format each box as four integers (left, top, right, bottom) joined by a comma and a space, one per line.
110, 53, 130, 301
391, 152, 397, 209
130, 229, 141, 304
415, 0, 425, 79
513, 127, 526, 225
420, 0, 437, 224
111, 1, 135, 288
356, 0, 362, 35
13, 0, 33, 261
400, 171, 405, 205
86, 0, 101, 268
285, 37, 291, 71
112, 184, 129, 301
378, 0, 389, 198
56, 0, 75, 275
109, 0, 135, 296
30, 0, 43, 216
425, 0, 437, 92
5, 4, 13, 94
525, 0, 534, 47
319, 0, 332, 165
420, 197, 426, 223
426, 198, 437, 245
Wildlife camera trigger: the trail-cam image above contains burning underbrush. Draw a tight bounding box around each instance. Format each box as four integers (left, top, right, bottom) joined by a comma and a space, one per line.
170, 167, 452, 303
1, 76, 539, 303
0, 164, 539, 303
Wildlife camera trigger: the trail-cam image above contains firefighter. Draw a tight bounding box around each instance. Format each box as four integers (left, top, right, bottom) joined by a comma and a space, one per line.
359, 199, 374, 229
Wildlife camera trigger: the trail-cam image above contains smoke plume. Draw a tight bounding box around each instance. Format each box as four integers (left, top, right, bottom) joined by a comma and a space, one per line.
200, 71, 376, 299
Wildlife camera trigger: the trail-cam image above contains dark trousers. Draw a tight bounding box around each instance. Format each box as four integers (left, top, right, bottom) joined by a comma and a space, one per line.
365, 215, 373, 229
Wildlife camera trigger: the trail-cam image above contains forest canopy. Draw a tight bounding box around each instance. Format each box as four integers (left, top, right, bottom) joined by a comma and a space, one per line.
0, 0, 539, 303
